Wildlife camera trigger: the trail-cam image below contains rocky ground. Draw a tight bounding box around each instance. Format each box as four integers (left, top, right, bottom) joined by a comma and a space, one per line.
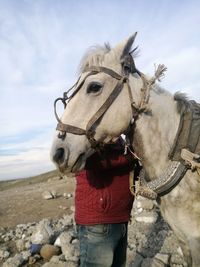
0, 172, 188, 267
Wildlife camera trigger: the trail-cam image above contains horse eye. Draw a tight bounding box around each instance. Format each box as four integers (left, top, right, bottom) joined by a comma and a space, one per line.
87, 82, 102, 94
123, 65, 131, 73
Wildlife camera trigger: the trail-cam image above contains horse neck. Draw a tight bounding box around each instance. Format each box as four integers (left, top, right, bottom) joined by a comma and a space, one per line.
132, 87, 180, 179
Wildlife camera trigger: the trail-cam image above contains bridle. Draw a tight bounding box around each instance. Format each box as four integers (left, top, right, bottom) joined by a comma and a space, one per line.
53, 62, 166, 149
54, 64, 142, 148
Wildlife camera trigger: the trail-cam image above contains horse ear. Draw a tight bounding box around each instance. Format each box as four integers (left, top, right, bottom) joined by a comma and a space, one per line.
114, 32, 137, 59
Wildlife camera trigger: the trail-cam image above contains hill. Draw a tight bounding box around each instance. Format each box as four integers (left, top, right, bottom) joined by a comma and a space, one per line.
0, 170, 60, 191
0, 170, 75, 228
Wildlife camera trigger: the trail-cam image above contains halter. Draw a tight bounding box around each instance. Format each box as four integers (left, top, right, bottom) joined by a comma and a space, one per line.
54, 66, 138, 148
54, 64, 167, 148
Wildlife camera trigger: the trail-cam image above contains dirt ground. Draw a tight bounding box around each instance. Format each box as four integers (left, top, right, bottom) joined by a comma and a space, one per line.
0, 172, 76, 229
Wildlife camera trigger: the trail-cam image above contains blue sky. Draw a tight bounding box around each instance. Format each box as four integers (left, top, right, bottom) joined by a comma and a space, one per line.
0, 0, 200, 180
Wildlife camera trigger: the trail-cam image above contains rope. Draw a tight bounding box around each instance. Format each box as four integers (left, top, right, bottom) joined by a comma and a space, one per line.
138, 64, 167, 112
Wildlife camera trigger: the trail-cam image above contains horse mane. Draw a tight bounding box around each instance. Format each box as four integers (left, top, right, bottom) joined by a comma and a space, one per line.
174, 91, 190, 113
79, 42, 139, 74
79, 43, 111, 73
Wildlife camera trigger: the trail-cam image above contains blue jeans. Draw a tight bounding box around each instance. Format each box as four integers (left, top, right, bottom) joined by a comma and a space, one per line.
77, 223, 128, 267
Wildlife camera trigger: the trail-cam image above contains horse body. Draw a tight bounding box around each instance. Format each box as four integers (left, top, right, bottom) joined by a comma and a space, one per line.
132, 89, 200, 266
51, 34, 200, 266
132, 89, 180, 177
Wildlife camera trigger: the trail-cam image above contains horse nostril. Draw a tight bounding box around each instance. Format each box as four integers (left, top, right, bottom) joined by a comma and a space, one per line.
53, 148, 65, 164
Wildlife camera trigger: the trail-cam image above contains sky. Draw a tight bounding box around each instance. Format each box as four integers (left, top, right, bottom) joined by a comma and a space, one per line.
0, 0, 200, 180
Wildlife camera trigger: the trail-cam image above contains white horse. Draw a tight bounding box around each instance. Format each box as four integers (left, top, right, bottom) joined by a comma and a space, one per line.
51, 33, 200, 266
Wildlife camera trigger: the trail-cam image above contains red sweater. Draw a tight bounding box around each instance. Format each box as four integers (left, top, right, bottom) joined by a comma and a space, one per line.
75, 145, 134, 225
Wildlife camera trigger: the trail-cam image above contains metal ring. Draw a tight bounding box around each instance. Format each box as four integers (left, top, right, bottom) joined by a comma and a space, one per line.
54, 98, 67, 123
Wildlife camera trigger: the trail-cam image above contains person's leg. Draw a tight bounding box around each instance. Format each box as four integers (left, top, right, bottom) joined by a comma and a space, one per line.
77, 224, 114, 267
77, 223, 128, 267
112, 223, 128, 267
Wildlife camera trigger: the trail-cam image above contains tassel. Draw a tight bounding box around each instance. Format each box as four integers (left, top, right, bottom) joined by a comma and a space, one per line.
154, 64, 167, 82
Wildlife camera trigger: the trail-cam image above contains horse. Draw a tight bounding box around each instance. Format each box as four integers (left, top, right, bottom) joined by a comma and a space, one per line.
50, 33, 200, 266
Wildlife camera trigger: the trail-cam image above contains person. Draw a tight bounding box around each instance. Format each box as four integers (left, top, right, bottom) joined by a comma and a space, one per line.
75, 138, 139, 267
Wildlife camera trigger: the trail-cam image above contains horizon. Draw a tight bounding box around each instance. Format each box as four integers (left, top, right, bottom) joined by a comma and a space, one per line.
1, 0, 200, 180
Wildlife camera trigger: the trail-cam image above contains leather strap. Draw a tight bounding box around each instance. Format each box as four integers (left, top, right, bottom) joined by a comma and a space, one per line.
84, 66, 122, 80
139, 162, 188, 197
56, 123, 86, 135
86, 78, 125, 136
169, 100, 200, 161
129, 171, 135, 196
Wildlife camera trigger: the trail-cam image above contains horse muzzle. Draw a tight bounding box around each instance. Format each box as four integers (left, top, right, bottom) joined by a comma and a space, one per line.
51, 139, 90, 173
51, 145, 69, 173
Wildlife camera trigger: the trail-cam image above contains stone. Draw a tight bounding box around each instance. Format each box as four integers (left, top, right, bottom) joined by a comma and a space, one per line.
57, 232, 77, 261
132, 252, 144, 267
54, 232, 72, 247
42, 262, 69, 267
3, 254, 25, 267
28, 256, 37, 265
61, 214, 74, 226
28, 254, 41, 265
0, 249, 10, 260
31, 219, 54, 244
60, 231, 72, 243
54, 237, 61, 247
42, 191, 54, 200
136, 198, 154, 210
155, 253, 170, 265
63, 192, 68, 198
65, 260, 79, 267
25, 241, 31, 249
134, 207, 143, 214
16, 239, 26, 252
59, 205, 68, 210
4, 251, 10, 259
128, 243, 136, 250
3, 236, 11, 242
50, 255, 61, 263
177, 246, 184, 256
141, 257, 167, 267
21, 233, 26, 239
135, 211, 158, 224
66, 255, 79, 262
21, 250, 31, 261
170, 253, 185, 265
141, 258, 152, 267
63, 192, 73, 199
71, 238, 79, 245
51, 190, 57, 198
40, 244, 61, 260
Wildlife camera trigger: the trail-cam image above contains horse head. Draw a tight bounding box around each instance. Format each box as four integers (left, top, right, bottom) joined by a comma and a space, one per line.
51, 33, 144, 173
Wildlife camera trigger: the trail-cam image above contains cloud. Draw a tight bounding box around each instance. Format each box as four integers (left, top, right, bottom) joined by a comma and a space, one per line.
141, 46, 200, 101
0, 128, 55, 180
0, 0, 200, 180
0, 151, 54, 181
